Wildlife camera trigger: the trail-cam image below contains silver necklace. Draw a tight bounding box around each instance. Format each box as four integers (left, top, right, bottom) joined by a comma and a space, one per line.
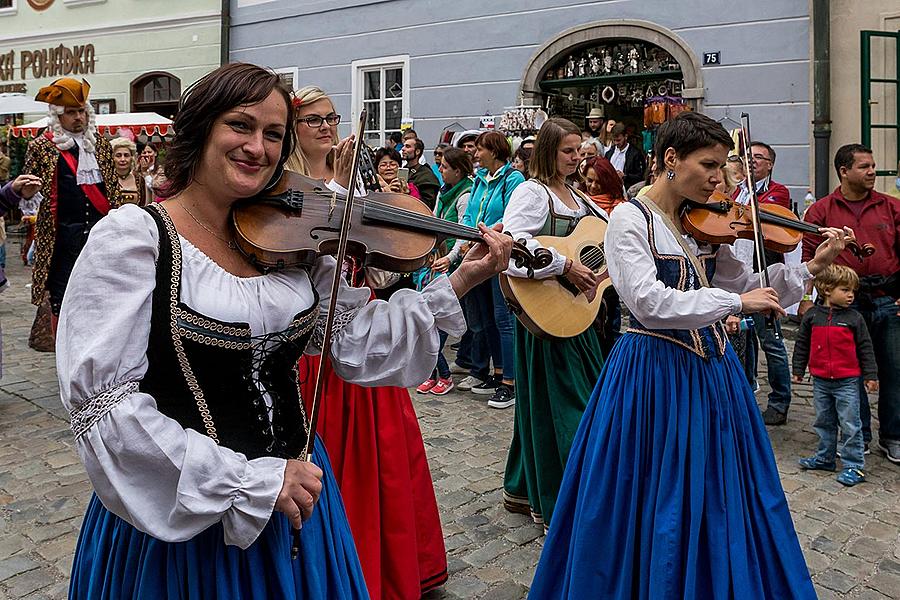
180, 202, 237, 249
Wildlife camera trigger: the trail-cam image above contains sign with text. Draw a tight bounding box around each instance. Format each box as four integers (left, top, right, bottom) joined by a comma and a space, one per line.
0, 44, 96, 82
702, 51, 721, 66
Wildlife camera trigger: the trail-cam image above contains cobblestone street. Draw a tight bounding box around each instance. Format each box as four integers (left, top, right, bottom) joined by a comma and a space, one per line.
0, 257, 898, 599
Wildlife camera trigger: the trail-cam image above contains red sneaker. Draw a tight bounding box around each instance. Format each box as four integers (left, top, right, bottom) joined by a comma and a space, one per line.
430, 378, 454, 395
416, 379, 437, 394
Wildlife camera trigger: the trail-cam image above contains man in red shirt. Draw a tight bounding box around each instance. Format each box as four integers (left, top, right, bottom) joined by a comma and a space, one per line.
732, 142, 792, 209
801, 144, 900, 464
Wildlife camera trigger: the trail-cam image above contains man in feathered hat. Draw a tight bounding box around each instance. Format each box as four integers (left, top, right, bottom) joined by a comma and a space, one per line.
20, 77, 120, 331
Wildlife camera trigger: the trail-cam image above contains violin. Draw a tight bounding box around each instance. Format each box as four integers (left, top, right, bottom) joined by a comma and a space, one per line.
681, 190, 876, 261
231, 171, 552, 275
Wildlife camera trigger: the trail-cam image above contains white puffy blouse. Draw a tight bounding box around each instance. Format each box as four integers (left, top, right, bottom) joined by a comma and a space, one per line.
56, 204, 465, 549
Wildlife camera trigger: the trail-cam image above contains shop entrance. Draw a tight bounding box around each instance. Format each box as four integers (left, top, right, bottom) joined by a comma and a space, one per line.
520, 20, 704, 153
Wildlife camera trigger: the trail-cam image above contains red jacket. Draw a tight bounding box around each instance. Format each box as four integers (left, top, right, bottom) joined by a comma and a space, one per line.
792, 305, 877, 380
802, 187, 900, 279
731, 178, 792, 210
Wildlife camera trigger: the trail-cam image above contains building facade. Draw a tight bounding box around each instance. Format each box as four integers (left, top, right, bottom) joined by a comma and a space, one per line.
231, 0, 814, 202
827, 0, 899, 194
0, 0, 224, 120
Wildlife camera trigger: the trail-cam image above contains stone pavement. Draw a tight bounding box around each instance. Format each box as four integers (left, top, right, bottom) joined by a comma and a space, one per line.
0, 256, 897, 599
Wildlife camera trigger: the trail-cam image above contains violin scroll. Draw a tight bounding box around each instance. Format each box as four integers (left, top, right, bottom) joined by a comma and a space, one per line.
510, 240, 553, 278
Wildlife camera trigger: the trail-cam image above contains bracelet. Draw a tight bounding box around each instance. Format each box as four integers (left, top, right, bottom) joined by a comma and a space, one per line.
562, 258, 573, 276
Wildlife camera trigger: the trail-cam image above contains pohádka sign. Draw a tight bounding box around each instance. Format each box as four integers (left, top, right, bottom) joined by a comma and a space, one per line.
0, 44, 96, 81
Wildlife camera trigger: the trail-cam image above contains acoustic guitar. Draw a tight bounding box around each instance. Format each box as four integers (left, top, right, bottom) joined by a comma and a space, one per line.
500, 215, 612, 340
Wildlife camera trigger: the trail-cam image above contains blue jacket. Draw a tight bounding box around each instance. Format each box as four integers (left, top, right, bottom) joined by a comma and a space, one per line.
461, 162, 525, 228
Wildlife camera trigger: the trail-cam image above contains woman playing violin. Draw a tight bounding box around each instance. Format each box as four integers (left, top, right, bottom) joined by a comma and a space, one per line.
530, 112, 853, 599
57, 63, 512, 600
286, 86, 450, 599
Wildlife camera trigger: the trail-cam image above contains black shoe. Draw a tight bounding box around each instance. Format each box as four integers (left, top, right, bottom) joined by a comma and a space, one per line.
762, 406, 787, 426
471, 378, 501, 395
879, 439, 900, 464
488, 384, 516, 409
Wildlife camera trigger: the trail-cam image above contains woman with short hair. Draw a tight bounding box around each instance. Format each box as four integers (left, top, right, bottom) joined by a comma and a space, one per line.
530, 112, 852, 598
457, 131, 525, 407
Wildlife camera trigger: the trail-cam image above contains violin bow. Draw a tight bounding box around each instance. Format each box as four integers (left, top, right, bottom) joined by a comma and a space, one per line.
291, 110, 368, 559
740, 113, 783, 341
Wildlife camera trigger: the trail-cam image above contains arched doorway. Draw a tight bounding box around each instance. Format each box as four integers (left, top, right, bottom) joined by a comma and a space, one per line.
130, 72, 181, 120
520, 20, 704, 149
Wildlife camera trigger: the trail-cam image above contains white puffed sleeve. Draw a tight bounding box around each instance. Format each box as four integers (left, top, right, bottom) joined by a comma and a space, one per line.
606, 202, 742, 330
502, 182, 567, 279
711, 244, 812, 307
57, 205, 285, 549
307, 255, 465, 387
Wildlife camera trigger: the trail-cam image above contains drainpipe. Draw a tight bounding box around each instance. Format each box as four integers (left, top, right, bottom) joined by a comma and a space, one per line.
220, 0, 231, 66
812, 0, 831, 198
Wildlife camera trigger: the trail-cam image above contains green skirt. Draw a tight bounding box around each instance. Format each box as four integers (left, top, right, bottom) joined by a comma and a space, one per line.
502, 320, 604, 527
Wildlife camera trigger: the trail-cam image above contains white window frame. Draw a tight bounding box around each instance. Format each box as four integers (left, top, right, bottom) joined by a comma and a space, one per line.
273, 66, 299, 92
63, 0, 107, 5
350, 55, 410, 148
0, 0, 17, 17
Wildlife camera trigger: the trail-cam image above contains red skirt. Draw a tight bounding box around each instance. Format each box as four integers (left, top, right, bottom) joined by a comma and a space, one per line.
299, 354, 448, 599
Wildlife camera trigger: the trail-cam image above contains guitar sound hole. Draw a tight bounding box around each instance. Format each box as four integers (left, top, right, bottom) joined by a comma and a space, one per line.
579, 245, 606, 271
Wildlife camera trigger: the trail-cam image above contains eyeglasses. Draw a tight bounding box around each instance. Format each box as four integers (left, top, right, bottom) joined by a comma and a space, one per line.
751, 153, 772, 163
726, 155, 743, 163
296, 113, 341, 128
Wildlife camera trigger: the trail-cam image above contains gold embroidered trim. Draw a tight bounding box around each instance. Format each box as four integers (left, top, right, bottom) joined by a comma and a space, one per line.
174, 308, 251, 337
149, 203, 220, 444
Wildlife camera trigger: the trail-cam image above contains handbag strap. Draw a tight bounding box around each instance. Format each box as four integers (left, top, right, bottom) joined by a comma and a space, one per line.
636, 195, 711, 288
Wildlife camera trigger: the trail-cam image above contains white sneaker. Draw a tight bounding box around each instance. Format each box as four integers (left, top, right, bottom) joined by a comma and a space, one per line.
457, 375, 484, 391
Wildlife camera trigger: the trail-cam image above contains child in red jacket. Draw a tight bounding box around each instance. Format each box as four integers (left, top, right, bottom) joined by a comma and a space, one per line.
793, 265, 878, 486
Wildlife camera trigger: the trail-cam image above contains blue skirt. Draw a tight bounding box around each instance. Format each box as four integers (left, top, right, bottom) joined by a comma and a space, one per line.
529, 334, 815, 599
70, 438, 368, 600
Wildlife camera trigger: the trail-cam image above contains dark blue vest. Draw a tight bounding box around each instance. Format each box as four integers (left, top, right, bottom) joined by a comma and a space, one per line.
626, 199, 729, 359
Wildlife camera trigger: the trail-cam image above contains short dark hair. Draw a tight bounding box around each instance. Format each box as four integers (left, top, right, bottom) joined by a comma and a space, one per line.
513, 146, 532, 179
389, 131, 403, 144
413, 138, 424, 156
611, 123, 626, 136
375, 146, 402, 166
751, 141, 776, 163
440, 146, 473, 177
165, 63, 294, 197
834, 143, 873, 179
475, 131, 511, 163
402, 128, 418, 140
653, 112, 734, 173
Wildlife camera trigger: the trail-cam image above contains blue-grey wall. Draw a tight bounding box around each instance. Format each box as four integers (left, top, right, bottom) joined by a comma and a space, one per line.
231, 0, 811, 202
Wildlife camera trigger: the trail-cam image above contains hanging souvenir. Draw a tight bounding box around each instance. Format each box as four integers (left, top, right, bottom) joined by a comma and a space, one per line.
601, 85, 616, 103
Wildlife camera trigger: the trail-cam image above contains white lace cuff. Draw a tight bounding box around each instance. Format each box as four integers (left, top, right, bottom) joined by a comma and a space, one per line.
70, 381, 139, 439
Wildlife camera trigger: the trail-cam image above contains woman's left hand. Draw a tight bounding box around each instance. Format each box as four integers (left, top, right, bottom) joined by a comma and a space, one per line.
332, 135, 355, 190
449, 223, 513, 298
806, 226, 856, 276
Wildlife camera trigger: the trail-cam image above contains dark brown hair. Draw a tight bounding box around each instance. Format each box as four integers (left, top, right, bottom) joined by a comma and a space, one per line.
164, 62, 295, 197
475, 131, 511, 163
440, 146, 473, 178
530, 117, 581, 184
653, 112, 734, 174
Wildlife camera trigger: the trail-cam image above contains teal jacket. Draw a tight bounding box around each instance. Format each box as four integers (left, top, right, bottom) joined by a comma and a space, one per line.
461, 162, 525, 228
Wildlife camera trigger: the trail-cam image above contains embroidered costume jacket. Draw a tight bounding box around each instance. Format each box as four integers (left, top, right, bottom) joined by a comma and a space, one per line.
22, 134, 120, 305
